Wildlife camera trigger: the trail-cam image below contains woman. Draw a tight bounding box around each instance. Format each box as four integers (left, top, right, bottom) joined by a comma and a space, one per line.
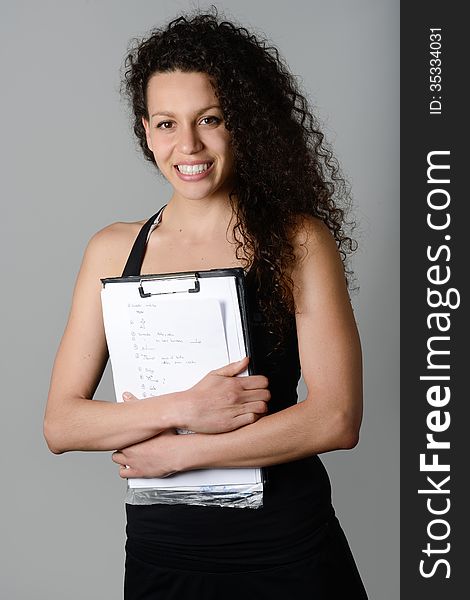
44, 9, 368, 599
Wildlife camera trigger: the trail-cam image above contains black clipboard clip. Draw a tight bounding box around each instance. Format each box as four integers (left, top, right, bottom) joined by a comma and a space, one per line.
138, 273, 201, 298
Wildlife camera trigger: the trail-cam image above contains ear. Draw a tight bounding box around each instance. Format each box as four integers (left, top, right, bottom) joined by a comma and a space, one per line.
141, 116, 153, 151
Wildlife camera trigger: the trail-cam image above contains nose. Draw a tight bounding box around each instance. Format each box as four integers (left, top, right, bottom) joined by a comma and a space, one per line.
176, 124, 204, 155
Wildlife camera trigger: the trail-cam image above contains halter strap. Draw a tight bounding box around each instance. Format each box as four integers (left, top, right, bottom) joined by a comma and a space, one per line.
120, 204, 166, 277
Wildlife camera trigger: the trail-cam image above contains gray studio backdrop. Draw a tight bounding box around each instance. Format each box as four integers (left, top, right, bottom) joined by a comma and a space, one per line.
1, 1, 399, 598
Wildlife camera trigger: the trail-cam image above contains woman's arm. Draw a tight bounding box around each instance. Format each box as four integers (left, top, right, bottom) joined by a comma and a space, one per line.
43, 224, 179, 454
113, 216, 363, 478
44, 225, 269, 454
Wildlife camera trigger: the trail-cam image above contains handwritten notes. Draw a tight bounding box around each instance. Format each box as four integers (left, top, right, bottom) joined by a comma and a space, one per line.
101, 293, 229, 404
100, 273, 262, 493
126, 296, 228, 397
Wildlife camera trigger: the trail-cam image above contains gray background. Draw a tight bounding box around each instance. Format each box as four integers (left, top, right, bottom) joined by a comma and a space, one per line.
0, 1, 399, 598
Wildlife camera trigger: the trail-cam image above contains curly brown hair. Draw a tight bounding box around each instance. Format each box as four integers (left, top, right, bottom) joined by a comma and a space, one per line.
120, 6, 358, 345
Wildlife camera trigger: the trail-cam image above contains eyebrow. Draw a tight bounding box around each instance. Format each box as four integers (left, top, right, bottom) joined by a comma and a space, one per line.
150, 105, 222, 119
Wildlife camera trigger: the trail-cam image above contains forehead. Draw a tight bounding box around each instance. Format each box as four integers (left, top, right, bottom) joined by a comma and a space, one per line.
146, 71, 218, 112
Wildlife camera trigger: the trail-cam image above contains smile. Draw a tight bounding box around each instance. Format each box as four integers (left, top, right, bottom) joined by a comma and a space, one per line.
174, 162, 214, 181
176, 162, 213, 174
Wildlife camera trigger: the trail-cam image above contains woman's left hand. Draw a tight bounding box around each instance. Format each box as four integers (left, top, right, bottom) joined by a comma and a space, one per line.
112, 427, 183, 479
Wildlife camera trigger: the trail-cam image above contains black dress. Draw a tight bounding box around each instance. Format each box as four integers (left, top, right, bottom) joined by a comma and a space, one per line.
121, 207, 368, 599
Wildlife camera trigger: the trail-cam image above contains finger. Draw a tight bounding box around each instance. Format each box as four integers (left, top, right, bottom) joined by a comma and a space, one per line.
213, 356, 249, 377
119, 465, 134, 478
231, 388, 271, 404
231, 412, 259, 429
112, 451, 126, 465
240, 400, 269, 415
239, 375, 270, 390
122, 392, 137, 402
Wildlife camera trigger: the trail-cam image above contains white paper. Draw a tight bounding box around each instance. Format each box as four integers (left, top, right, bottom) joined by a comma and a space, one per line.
100, 273, 262, 490
102, 294, 229, 400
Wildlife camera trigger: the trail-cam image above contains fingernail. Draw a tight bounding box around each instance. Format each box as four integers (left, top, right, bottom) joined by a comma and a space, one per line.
122, 392, 132, 400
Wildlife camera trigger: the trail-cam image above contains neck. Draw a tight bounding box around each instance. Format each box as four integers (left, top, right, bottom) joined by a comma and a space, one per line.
160, 196, 237, 241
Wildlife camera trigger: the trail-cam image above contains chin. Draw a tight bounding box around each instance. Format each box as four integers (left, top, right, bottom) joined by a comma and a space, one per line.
174, 185, 222, 202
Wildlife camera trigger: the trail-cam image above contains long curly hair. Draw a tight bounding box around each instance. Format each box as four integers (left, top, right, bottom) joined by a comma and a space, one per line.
121, 6, 358, 347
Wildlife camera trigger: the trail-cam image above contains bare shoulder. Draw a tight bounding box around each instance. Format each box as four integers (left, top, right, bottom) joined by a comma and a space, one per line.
83, 219, 146, 279
289, 214, 349, 313
290, 214, 341, 270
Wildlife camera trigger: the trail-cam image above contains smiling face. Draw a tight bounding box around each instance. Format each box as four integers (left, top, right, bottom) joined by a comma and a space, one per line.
142, 70, 235, 204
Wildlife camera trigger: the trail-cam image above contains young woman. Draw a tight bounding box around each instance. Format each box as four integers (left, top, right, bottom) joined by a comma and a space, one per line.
44, 10, 368, 599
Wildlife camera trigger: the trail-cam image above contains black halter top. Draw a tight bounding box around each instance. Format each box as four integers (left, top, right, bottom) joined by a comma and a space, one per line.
123, 206, 335, 571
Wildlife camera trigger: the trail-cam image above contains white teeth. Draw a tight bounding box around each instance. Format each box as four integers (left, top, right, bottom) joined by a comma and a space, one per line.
177, 162, 211, 174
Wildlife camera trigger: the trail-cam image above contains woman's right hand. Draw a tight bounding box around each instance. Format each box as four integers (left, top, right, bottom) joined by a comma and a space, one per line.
180, 356, 271, 434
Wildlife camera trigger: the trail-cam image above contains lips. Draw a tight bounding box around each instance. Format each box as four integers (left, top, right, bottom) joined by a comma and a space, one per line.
173, 161, 215, 181
175, 161, 213, 171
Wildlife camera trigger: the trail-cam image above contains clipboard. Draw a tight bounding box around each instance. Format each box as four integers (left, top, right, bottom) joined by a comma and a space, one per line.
100, 267, 264, 508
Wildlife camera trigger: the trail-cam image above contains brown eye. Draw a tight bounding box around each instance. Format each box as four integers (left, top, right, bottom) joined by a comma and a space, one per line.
200, 116, 221, 125
156, 121, 174, 129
